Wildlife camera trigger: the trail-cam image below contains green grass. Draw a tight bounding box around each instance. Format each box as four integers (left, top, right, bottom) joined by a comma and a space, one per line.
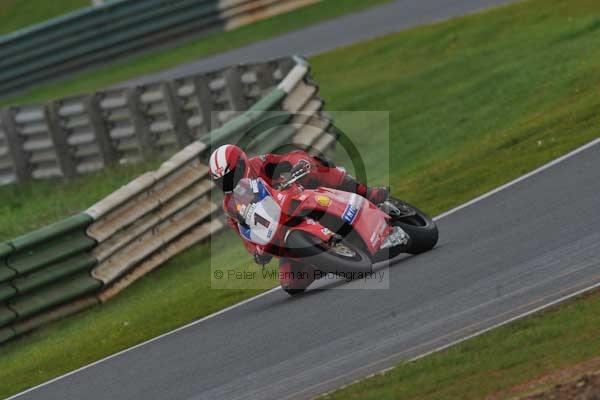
3, 0, 392, 106
312, 0, 600, 216
2, 0, 600, 397
0, 0, 89, 36
0, 161, 158, 240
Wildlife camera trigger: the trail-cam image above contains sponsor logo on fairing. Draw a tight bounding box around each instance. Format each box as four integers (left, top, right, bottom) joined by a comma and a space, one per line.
242, 203, 257, 222
370, 221, 388, 245
342, 194, 364, 225
370, 229, 378, 245
316, 195, 332, 207
342, 204, 358, 224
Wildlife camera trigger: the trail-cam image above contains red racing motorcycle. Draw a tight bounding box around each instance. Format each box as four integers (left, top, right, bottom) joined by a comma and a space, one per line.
231, 165, 438, 295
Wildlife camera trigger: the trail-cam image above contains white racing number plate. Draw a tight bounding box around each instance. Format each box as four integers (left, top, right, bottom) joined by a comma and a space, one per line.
238, 179, 282, 246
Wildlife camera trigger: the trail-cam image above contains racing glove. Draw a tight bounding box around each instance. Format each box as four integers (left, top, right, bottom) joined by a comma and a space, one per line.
291, 159, 318, 188
290, 159, 311, 176
253, 249, 273, 266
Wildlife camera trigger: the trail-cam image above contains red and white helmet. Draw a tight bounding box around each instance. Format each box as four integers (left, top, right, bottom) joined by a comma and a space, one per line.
209, 144, 248, 192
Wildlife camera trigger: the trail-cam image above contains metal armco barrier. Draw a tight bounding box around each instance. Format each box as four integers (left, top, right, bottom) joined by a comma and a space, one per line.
0, 0, 318, 96
0, 56, 338, 344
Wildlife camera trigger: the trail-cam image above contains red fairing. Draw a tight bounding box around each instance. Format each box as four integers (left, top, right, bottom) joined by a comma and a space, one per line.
288, 187, 392, 255
289, 218, 336, 243
353, 201, 392, 254
221, 174, 394, 262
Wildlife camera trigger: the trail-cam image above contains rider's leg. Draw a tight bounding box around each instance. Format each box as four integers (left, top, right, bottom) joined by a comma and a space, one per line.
311, 160, 389, 205
339, 175, 389, 205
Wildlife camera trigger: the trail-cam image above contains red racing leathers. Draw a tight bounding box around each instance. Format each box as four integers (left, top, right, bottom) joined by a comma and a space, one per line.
222, 150, 367, 257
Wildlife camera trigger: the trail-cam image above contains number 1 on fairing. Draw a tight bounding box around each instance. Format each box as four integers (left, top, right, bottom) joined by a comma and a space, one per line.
254, 213, 271, 228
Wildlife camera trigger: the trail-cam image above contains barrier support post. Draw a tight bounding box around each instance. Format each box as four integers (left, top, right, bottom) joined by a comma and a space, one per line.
1, 108, 30, 182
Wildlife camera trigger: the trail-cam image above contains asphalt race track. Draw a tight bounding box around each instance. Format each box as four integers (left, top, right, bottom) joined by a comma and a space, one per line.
10, 136, 600, 400
122, 0, 517, 86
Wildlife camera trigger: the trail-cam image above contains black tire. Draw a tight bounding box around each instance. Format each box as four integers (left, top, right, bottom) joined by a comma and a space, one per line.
388, 198, 438, 254
285, 230, 373, 275
283, 288, 306, 296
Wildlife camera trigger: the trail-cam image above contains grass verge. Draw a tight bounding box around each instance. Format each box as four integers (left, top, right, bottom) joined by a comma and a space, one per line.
3, 0, 392, 106
1, 0, 600, 397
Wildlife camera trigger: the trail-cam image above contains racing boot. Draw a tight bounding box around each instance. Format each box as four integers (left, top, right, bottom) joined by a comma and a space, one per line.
340, 176, 389, 205
279, 259, 316, 295
366, 186, 390, 205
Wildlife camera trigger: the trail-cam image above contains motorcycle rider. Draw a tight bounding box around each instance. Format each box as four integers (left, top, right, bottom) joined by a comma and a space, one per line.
209, 144, 389, 291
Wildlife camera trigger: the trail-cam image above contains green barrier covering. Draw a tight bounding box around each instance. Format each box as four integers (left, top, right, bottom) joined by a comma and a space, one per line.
0, 243, 13, 259
0, 306, 17, 327
0, 0, 311, 94
0, 327, 16, 344
0, 2, 222, 85
8, 272, 101, 319
11, 297, 99, 337
0, 213, 97, 340
0, 0, 132, 45
0, 243, 16, 283
10, 214, 92, 252
8, 233, 96, 276
0, 0, 216, 57
12, 253, 97, 295
0, 0, 208, 48
0, 284, 16, 302
0, 266, 16, 283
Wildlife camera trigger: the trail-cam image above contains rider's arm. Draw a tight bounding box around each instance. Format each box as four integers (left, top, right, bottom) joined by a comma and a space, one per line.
259, 153, 293, 182
284, 151, 347, 188
223, 193, 260, 256
226, 216, 272, 265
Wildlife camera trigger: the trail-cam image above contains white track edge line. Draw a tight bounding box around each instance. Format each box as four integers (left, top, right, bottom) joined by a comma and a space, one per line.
433, 137, 600, 221
7, 137, 600, 399
316, 279, 600, 399
5, 287, 281, 400
407, 280, 600, 363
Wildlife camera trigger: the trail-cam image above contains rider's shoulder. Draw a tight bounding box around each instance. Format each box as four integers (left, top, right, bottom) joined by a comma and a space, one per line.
249, 153, 272, 162
286, 149, 309, 156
